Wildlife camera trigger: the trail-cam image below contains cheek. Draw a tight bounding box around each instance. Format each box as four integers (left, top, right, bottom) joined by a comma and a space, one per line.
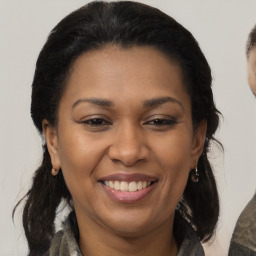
58, 124, 106, 167
154, 132, 193, 174
161, 147, 190, 196
56, 130, 106, 194
152, 132, 192, 199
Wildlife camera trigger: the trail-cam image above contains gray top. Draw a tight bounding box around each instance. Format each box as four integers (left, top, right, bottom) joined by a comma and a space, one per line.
47, 213, 204, 256
228, 193, 256, 256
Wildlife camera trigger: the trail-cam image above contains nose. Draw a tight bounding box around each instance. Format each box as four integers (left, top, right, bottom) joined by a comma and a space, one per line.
108, 124, 150, 167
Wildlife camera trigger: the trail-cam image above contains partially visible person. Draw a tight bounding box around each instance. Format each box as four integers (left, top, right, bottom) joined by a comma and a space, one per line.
247, 25, 256, 97
228, 24, 256, 256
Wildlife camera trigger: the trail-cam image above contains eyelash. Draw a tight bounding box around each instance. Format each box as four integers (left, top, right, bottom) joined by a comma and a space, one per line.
82, 118, 111, 126
144, 118, 178, 126
81, 117, 177, 131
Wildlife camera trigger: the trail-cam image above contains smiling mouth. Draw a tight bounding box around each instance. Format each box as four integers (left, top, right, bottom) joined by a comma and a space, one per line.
101, 180, 156, 192
99, 173, 158, 202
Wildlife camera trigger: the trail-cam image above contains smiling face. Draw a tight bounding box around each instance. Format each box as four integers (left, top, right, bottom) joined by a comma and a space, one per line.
44, 45, 206, 238
248, 47, 256, 97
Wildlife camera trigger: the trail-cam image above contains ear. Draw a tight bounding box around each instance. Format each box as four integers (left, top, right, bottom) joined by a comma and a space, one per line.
42, 120, 61, 173
190, 120, 207, 169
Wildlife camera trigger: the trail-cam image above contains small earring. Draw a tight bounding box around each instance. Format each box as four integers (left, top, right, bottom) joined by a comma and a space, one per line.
191, 167, 199, 183
51, 168, 59, 176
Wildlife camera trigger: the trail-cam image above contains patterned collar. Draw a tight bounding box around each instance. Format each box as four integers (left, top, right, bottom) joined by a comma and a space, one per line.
47, 212, 204, 256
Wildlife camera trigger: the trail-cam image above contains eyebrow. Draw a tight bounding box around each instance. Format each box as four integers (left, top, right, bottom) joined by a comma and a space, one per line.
143, 96, 184, 110
72, 98, 114, 109
72, 96, 184, 110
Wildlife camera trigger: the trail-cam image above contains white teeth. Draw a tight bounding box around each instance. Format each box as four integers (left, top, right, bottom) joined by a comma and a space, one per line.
114, 181, 120, 190
103, 180, 153, 192
109, 181, 114, 189
129, 181, 137, 192
120, 181, 129, 191
137, 181, 142, 190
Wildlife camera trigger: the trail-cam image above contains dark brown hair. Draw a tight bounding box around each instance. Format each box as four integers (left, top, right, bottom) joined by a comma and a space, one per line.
246, 24, 256, 56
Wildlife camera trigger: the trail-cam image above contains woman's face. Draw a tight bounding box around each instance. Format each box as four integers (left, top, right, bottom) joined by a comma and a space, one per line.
248, 47, 256, 96
45, 45, 206, 236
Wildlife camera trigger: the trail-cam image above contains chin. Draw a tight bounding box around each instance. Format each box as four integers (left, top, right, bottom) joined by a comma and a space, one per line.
100, 209, 170, 237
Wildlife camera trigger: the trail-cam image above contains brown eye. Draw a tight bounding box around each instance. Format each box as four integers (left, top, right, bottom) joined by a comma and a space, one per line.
83, 118, 111, 126
146, 118, 177, 126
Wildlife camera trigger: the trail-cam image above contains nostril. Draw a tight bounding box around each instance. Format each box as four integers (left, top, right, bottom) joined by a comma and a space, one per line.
108, 141, 150, 167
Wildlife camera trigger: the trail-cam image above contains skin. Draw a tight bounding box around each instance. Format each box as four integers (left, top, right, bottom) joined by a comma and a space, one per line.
247, 46, 256, 97
44, 45, 206, 256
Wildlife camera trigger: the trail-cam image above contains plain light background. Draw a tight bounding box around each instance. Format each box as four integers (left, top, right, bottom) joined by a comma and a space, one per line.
1, 1, 256, 255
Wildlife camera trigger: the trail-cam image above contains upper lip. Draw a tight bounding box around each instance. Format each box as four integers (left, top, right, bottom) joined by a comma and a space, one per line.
99, 173, 158, 182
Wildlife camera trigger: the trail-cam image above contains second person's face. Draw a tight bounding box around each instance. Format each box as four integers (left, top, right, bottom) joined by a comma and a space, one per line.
248, 47, 256, 96
45, 45, 206, 237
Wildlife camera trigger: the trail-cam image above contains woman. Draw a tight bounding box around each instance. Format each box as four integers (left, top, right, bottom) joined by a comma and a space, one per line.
15, 1, 220, 255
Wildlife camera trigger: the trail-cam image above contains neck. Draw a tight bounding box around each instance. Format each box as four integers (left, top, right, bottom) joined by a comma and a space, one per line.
77, 214, 178, 256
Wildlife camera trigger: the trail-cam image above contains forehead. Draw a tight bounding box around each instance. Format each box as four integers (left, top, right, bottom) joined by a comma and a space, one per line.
70, 45, 182, 76
68, 45, 185, 88
248, 47, 256, 65
60, 45, 190, 109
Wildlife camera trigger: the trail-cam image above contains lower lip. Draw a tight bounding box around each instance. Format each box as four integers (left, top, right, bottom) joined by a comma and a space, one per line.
101, 182, 156, 203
